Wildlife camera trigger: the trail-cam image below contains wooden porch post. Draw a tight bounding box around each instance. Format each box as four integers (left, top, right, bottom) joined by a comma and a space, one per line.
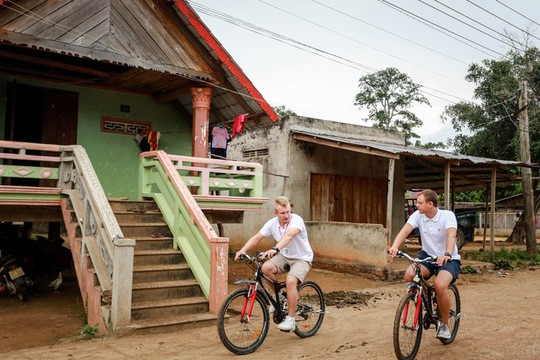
444, 161, 451, 210
490, 166, 496, 262
191, 87, 212, 159
386, 158, 395, 245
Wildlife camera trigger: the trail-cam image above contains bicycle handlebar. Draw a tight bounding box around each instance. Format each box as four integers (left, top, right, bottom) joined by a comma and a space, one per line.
238, 252, 265, 262
394, 250, 438, 264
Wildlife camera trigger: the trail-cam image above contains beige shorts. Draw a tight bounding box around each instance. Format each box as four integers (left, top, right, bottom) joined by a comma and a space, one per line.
269, 254, 311, 283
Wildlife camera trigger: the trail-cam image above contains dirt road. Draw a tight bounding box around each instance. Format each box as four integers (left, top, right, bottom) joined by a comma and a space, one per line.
3, 261, 540, 360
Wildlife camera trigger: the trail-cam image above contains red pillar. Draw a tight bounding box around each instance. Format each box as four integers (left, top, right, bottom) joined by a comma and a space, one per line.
191, 87, 212, 159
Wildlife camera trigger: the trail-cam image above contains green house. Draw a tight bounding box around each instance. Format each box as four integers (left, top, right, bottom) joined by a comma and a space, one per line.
0, 0, 276, 334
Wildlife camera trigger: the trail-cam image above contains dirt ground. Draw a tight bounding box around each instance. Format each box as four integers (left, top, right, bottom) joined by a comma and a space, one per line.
2, 243, 540, 359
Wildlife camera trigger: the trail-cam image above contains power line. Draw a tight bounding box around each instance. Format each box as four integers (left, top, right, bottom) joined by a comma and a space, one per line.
466, 0, 540, 42
192, 1, 473, 104
190, 2, 377, 73
310, 0, 469, 66
258, 0, 465, 85
424, 0, 525, 48
378, 0, 504, 58
495, 0, 540, 28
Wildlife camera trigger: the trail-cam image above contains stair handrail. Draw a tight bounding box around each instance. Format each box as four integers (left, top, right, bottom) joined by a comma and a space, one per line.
0, 140, 135, 331
138, 150, 229, 313
58, 145, 135, 330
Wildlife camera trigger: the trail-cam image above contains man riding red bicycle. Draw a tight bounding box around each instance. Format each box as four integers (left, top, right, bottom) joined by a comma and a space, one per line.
235, 196, 313, 332
388, 189, 461, 340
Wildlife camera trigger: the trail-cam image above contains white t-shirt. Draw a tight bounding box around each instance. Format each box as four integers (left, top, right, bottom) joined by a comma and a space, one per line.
407, 209, 461, 261
259, 213, 313, 262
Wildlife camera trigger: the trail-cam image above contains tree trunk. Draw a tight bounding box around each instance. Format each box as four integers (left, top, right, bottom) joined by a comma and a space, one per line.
507, 187, 539, 245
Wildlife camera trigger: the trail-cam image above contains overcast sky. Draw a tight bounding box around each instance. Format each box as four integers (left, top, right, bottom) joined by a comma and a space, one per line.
188, 0, 540, 144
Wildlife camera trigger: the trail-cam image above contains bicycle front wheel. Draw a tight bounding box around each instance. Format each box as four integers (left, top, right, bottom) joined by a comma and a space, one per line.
439, 283, 461, 345
393, 291, 423, 360
217, 288, 269, 355
294, 281, 325, 338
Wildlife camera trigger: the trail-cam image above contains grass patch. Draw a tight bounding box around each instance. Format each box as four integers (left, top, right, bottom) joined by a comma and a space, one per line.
463, 248, 540, 270
460, 264, 478, 274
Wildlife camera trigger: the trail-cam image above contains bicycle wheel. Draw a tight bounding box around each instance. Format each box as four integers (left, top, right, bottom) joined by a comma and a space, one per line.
217, 289, 269, 355
294, 281, 325, 338
439, 284, 461, 345
393, 291, 423, 360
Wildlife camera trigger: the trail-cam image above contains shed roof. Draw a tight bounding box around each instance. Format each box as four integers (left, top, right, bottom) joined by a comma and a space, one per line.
292, 130, 539, 192
0, 0, 277, 127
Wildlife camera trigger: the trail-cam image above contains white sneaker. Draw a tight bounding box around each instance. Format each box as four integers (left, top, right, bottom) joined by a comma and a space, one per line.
436, 321, 451, 339
277, 315, 296, 331
268, 304, 275, 314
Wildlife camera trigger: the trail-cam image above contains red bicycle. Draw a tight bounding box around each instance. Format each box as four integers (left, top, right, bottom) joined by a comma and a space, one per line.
217, 252, 325, 355
393, 250, 461, 360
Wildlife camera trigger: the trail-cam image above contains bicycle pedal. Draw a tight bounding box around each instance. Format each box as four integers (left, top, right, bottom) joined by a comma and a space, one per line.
279, 329, 291, 332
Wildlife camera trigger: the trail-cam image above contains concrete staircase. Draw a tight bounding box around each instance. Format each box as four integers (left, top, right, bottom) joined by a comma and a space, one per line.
109, 199, 216, 334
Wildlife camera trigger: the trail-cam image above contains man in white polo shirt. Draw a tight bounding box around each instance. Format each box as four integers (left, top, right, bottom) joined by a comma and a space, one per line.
235, 196, 313, 331
388, 189, 461, 340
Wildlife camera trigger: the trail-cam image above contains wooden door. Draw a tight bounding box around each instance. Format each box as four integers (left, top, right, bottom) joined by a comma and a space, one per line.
310, 173, 387, 225
4, 83, 78, 186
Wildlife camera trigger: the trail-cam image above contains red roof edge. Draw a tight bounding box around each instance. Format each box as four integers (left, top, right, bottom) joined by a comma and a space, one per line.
174, 0, 278, 122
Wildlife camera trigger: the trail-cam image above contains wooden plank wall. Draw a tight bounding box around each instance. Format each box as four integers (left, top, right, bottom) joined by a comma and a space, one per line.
310, 173, 387, 225
0, 0, 202, 69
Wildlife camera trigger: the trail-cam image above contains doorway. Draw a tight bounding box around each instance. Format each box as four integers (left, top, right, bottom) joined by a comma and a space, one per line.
4, 82, 79, 186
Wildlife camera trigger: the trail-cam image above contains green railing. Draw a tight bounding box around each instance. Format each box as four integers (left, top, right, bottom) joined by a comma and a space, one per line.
138, 151, 267, 311
138, 151, 232, 312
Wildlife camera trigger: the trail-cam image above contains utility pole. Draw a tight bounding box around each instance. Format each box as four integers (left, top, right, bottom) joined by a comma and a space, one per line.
518, 80, 537, 254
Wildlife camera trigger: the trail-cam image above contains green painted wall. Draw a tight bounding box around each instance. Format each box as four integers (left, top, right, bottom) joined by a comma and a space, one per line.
0, 76, 193, 199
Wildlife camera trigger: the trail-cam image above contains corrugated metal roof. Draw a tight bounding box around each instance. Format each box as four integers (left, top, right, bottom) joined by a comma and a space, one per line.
292, 129, 538, 192
292, 130, 533, 167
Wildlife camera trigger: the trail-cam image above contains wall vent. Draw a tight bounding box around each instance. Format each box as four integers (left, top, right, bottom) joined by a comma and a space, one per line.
243, 148, 269, 158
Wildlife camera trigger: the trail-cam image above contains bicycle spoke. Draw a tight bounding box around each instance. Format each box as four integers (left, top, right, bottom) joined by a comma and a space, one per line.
394, 292, 423, 360
217, 289, 269, 355
293, 281, 325, 338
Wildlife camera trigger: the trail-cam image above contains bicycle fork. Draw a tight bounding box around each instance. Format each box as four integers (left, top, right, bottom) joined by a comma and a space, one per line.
402, 288, 422, 330
240, 284, 259, 323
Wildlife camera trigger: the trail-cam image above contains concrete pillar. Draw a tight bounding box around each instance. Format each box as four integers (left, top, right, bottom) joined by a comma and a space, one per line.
191, 87, 212, 159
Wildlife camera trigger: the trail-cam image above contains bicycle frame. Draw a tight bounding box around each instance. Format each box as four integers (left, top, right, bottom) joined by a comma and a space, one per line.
233, 253, 288, 321
399, 252, 439, 329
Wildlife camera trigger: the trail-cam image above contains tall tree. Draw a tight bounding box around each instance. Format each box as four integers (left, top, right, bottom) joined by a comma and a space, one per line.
354, 67, 430, 145
441, 47, 540, 250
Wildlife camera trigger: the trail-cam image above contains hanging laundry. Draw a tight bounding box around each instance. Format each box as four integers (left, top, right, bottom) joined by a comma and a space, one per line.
134, 129, 160, 152
147, 131, 160, 151
211, 125, 230, 149
231, 114, 247, 138
210, 125, 230, 159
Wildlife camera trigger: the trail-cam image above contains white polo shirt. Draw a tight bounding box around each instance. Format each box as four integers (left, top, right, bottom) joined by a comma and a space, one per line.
407, 209, 461, 260
259, 213, 313, 262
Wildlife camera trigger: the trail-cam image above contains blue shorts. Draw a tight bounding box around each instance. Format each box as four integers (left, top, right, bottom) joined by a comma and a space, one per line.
418, 250, 461, 282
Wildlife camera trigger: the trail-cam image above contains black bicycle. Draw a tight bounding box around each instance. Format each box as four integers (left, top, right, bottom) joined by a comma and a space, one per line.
217, 252, 325, 355
393, 250, 461, 360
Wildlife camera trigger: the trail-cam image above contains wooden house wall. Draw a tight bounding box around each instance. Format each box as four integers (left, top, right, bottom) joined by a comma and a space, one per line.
310, 173, 387, 225
0, 0, 203, 68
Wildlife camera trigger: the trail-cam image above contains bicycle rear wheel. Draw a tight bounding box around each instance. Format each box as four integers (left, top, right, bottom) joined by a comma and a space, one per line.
438, 284, 461, 345
294, 281, 325, 338
393, 291, 423, 360
217, 289, 269, 355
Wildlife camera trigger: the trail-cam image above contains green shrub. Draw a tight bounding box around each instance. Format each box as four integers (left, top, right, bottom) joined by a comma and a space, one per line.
460, 264, 477, 274
466, 248, 540, 270
81, 324, 99, 337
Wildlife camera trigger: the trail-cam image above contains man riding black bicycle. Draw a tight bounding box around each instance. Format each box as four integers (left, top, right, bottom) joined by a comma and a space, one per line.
388, 189, 461, 340
235, 196, 313, 332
